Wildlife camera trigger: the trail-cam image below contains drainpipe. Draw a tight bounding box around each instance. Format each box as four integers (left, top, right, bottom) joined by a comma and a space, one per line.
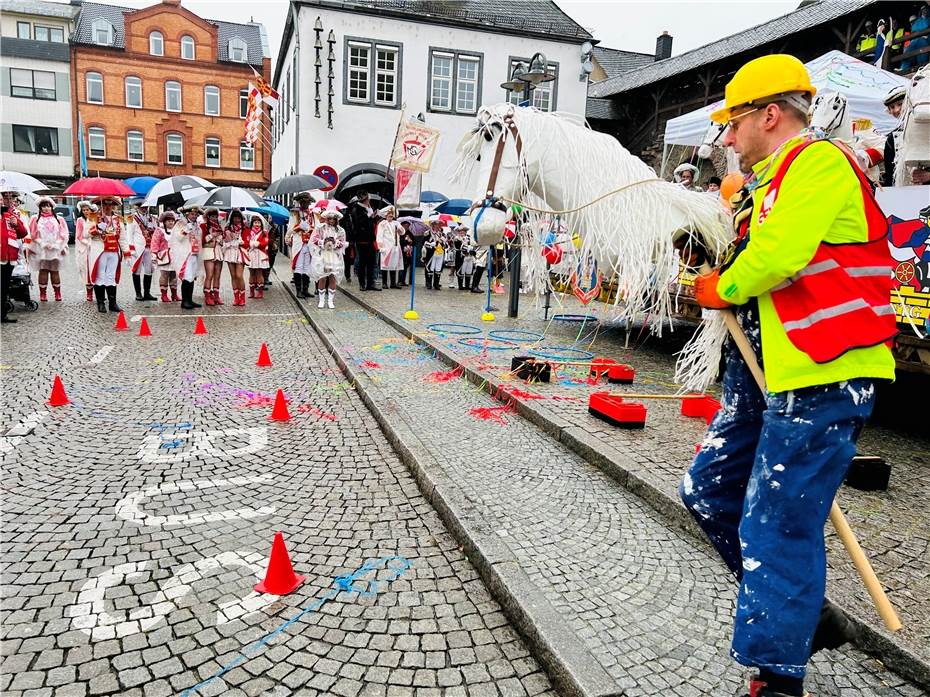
290, 0, 301, 174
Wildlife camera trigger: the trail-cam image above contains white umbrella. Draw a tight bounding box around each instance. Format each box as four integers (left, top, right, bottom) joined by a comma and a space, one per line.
0, 171, 47, 193
142, 175, 214, 207
186, 186, 264, 210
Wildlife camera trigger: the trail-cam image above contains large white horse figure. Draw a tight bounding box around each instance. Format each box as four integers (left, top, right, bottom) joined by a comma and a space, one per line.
454, 104, 731, 328
895, 65, 930, 186
808, 91, 885, 180
697, 122, 741, 174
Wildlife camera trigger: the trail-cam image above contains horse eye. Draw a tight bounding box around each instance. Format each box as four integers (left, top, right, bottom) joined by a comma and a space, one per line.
476, 154, 482, 162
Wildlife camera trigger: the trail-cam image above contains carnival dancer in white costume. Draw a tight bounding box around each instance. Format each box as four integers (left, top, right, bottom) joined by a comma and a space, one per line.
173, 204, 202, 310
200, 207, 224, 306
87, 196, 130, 313
74, 200, 97, 301
310, 209, 347, 308
28, 196, 68, 302
129, 207, 158, 301
376, 205, 403, 289
222, 208, 247, 306
151, 211, 179, 303
286, 202, 316, 300
423, 217, 447, 290
243, 214, 269, 300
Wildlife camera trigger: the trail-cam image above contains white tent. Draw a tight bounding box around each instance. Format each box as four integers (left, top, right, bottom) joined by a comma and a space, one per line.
663, 50, 909, 148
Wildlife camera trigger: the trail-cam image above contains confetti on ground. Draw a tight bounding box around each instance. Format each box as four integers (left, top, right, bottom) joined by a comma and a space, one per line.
423, 367, 464, 383
468, 404, 515, 425
361, 360, 381, 369
296, 404, 338, 421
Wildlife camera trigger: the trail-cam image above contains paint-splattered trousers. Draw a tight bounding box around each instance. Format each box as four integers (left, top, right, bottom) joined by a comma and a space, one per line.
680, 301, 876, 678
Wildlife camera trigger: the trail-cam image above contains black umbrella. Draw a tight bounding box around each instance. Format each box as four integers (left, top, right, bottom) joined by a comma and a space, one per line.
141, 175, 214, 207
187, 186, 265, 210
264, 174, 329, 197
334, 163, 393, 203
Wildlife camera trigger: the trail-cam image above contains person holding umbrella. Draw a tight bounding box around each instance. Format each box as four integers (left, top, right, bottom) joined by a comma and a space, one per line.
174, 204, 202, 310
1, 192, 29, 323
128, 206, 158, 302
376, 205, 403, 289
222, 208, 248, 306
74, 200, 97, 302
28, 196, 68, 302
287, 192, 316, 298
347, 191, 377, 291
200, 207, 224, 306
88, 196, 131, 313
310, 209, 347, 308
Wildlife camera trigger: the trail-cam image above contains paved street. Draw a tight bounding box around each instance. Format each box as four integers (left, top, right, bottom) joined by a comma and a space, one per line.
1, 259, 928, 696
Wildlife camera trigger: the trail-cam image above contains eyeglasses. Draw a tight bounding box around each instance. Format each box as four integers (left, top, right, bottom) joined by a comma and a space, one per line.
726, 107, 761, 131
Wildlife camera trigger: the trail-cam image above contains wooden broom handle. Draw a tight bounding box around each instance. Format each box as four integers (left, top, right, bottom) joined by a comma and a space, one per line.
711, 296, 901, 632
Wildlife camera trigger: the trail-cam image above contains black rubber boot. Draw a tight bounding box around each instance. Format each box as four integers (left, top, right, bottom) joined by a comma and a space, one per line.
106, 285, 120, 313
296, 274, 307, 298
95, 285, 107, 313
132, 274, 144, 300
470, 268, 485, 293
389, 271, 399, 288
180, 280, 201, 309
142, 274, 157, 300
810, 599, 854, 656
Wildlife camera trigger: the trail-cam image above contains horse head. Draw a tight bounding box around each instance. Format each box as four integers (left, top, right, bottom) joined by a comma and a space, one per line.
457, 104, 528, 246
897, 65, 930, 183
809, 91, 853, 142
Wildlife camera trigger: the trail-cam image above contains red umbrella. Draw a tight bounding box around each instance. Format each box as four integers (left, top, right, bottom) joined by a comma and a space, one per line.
312, 199, 346, 212
63, 177, 135, 197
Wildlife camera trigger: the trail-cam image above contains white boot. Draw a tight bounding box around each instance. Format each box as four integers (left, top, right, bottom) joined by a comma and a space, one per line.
327, 289, 335, 309
317, 290, 326, 308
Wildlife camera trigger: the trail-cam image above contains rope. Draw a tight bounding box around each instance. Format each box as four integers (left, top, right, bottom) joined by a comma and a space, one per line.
497, 177, 665, 216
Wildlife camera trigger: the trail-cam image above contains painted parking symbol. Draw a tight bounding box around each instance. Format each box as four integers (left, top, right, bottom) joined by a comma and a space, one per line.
67, 551, 277, 638
137, 426, 268, 463
115, 473, 276, 528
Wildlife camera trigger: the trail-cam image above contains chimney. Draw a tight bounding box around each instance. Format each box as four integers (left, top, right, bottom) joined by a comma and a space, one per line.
655, 31, 673, 61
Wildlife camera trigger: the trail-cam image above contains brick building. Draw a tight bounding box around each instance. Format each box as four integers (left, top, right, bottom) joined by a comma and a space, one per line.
70, 0, 271, 188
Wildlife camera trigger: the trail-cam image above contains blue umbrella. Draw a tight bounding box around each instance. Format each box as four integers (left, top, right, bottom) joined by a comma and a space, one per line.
420, 190, 448, 204
249, 199, 290, 224
124, 176, 161, 196
434, 198, 472, 215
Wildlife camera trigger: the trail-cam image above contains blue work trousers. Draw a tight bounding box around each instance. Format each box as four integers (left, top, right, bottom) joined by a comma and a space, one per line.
679, 303, 876, 677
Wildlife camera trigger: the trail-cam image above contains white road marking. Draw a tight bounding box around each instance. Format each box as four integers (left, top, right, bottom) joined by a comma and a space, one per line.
89, 345, 114, 365
115, 473, 275, 528
2, 411, 50, 452
136, 426, 268, 463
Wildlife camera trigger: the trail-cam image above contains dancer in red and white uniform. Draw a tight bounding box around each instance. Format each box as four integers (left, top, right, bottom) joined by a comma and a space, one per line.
28, 196, 68, 302
243, 215, 269, 299
200, 207, 224, 306
87, 196, 130, 313
151, 211, 179, 303
74, 200, 97, 301
286, 193, 316, 299
173, 205, 202, 310
129, 206, 158, 301
223, 208, 247, 306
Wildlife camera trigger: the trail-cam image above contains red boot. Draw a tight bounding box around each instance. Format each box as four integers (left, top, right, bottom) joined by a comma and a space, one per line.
86, 286, 93, 302
249, 284, 256, 298
170, 285, 180, 302
39, 286, 47, 302
213, 289, 224, 305
204, 289, 215, 306
160, 287, 170, 303
256, 285, 264, 299
238, 289, 246, 306
53, 285, 62, 301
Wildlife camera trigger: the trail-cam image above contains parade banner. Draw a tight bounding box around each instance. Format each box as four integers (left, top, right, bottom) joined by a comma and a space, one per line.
390, 120, 441, 173
876, 186, 930, 328
394, 168, 422, 208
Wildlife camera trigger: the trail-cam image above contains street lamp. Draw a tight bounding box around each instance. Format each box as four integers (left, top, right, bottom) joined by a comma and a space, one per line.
500, 52, 555, 317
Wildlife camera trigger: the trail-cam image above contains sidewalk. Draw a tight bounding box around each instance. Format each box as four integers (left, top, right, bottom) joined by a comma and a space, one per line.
330, 272, 929, 688
284, 267, 928, 695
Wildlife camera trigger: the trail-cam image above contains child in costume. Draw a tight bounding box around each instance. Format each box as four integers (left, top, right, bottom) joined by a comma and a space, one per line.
151, 211, 179, 303
310, 209, 348, 308
27, 196, 68, 302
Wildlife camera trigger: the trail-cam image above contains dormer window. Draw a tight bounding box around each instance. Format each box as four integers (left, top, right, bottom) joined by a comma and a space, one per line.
92, 18, 114, 46
181, 35, 195, 60
228, 37, 247, 63
149, 31, 163, 56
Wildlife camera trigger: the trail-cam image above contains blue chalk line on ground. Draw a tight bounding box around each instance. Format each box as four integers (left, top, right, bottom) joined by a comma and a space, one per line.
528, 346, 595, 361
181, 555, 411, 696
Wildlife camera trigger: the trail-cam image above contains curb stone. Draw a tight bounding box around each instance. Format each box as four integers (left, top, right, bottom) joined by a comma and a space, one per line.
338, 283, 930, 691
281, 277, 625, 697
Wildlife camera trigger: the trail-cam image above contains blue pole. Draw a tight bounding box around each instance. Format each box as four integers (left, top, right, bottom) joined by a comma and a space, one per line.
485, 245, 493, 313
409, 239, 418, 311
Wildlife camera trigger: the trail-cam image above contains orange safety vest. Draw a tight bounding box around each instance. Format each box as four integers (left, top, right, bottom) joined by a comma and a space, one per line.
767, 140, 897, 364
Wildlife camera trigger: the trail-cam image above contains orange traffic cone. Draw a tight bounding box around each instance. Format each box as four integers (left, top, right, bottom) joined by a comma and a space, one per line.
256, 343, 272, 367
138, 317, 152, 337
47, 375, 69, 407
114, 311, 128, 331
193, 316, 208, 335
269, 389, 290, 421
254, 532, 305, 595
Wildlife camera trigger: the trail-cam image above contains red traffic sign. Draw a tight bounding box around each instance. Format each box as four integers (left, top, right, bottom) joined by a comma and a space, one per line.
313, 165, 339, 192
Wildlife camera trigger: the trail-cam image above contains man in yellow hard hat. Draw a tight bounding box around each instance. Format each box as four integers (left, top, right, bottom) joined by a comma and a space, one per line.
678, 54, 896, 697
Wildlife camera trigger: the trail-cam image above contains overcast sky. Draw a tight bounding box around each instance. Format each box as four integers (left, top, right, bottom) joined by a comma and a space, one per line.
51, 0, 801, 67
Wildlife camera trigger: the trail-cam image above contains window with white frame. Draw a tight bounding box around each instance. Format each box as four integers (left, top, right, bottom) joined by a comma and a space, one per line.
506, 58, 558, 111
347, 42, 369, 103
204, 85, 220, 115
166, 133, 183, 165
205, 137, 221, 167
127, 130, 144, 161
86, 72, 103, 103
181, 35, 195, 60
429, 49, 481, 115
11, 69, 56, 100
343, 37, 401, 108
34, 25, 64, 42
228, 37, 247, 63
165, 81, 181, 112
239, 141, 254, 170
239, 88, 249, 118
92, 18, 114, 45
149, 31, 164, 56
17, 22, 31, 39
88, 127, 106, 158
375, 45, 399, 106
125, 76, 142, 108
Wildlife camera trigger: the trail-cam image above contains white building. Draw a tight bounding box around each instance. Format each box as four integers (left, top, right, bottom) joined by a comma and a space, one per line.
0, 0, 80, 186
271, 0, 593, 199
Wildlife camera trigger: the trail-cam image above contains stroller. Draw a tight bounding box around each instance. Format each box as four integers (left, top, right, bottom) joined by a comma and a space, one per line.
5, 248, 38, 314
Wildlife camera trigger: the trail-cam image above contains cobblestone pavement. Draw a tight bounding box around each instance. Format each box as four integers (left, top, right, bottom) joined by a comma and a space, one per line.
284, 266, 928, 696
0, 265, 559, 696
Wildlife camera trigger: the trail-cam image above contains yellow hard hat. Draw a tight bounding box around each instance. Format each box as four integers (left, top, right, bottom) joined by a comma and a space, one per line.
711, 54, 816, 124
